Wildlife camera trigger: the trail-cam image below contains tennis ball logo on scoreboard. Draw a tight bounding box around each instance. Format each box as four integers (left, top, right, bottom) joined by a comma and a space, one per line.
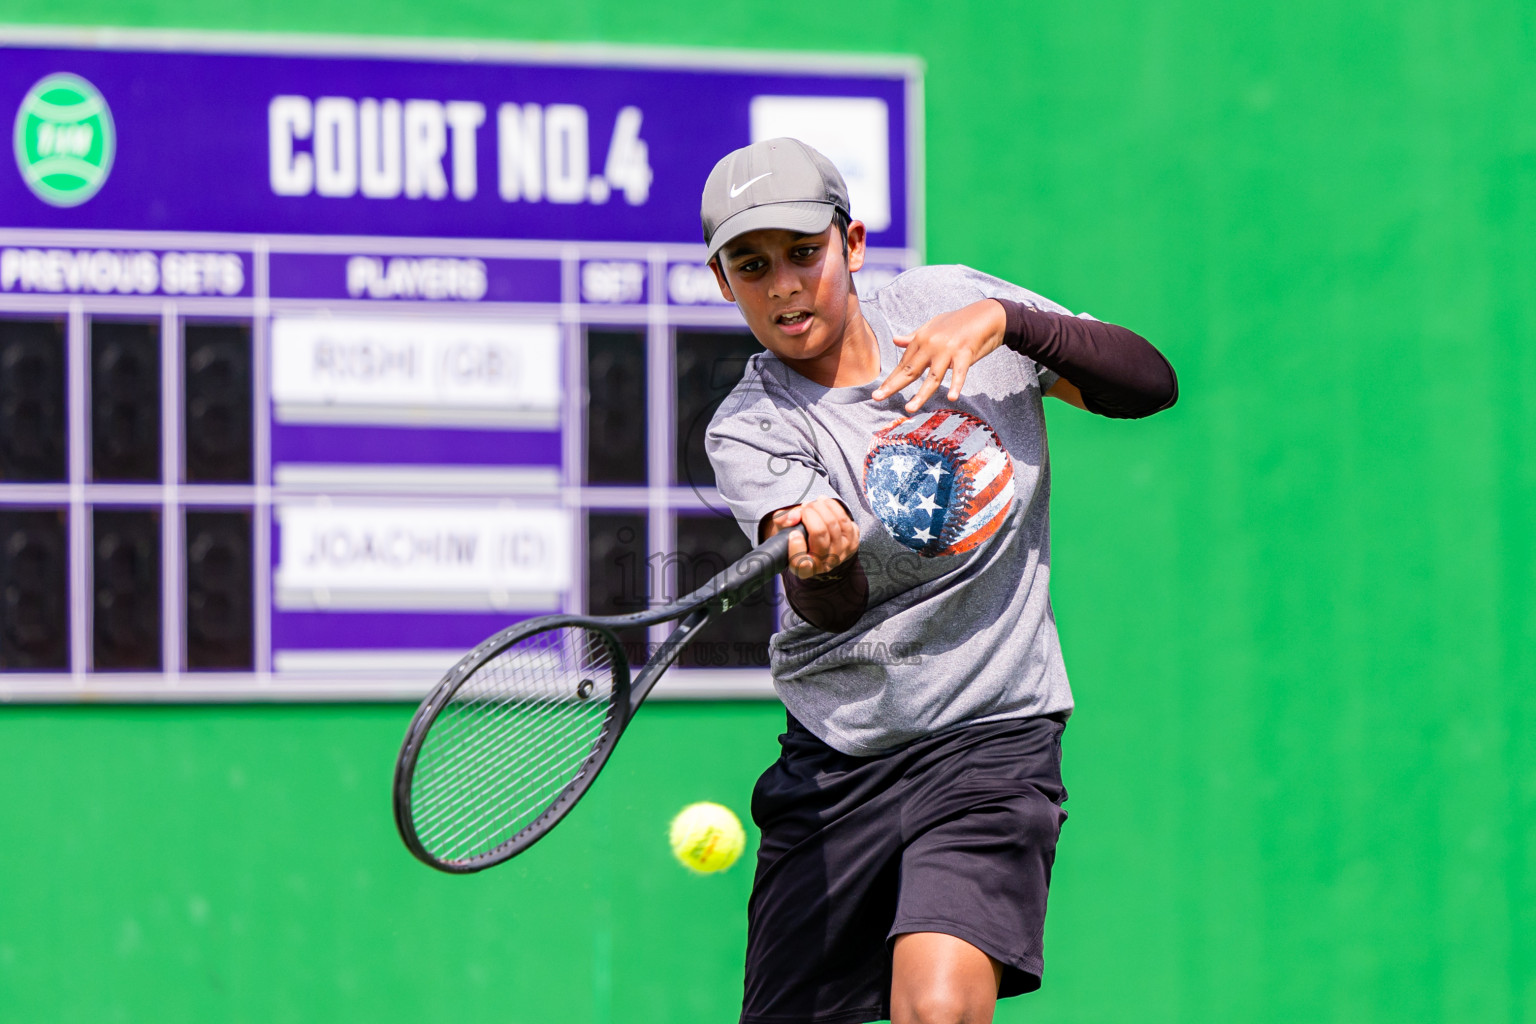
269, 96, 652, 206
12, 73, 116, 207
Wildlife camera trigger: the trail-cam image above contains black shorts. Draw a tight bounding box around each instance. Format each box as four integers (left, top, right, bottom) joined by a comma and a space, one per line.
741, 712, 1069, 1024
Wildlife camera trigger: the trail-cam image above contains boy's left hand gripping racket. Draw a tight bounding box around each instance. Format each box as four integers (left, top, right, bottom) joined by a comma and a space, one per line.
393, 525, 802, 873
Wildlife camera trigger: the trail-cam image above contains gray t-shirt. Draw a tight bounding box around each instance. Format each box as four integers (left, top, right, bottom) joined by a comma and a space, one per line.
705, 264, 1075, 756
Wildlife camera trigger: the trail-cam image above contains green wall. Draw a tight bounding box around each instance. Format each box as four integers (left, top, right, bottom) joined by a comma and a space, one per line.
2, 2, 1533, 1022
0, 704, 780, 1022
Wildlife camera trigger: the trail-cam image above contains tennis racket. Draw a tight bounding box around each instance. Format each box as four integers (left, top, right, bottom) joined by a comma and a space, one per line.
393, 524, 803, 873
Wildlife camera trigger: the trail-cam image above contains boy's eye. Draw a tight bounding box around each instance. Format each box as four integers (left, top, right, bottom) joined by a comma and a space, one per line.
793, 245, 819, 259
737, 258, 765, 273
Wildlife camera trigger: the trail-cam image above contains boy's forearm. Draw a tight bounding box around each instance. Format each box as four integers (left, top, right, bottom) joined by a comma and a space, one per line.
994, 299, 1178, 418
759, 506, 870, 633
781, 556, 869, 634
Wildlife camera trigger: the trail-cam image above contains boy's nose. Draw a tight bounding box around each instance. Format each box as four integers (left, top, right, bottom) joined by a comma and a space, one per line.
768, 261, 800, 298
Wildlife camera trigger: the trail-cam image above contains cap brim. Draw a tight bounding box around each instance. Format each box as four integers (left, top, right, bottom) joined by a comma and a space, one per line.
704, 201, 837, 262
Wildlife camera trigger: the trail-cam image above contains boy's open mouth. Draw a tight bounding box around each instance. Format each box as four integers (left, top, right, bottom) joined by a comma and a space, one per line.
777, 311, 811, 325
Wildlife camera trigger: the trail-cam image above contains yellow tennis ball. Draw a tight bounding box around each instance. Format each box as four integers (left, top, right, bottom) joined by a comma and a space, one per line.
669, 801, 746, 873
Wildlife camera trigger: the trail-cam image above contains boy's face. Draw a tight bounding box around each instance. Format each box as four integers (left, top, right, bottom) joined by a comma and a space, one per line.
710, 219, 867, 367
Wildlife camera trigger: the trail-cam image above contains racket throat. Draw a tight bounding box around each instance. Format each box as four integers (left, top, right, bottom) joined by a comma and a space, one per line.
630, 608, 712, 713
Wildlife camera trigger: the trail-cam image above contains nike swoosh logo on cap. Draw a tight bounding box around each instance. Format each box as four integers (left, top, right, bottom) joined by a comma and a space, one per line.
729, 173, 773, 198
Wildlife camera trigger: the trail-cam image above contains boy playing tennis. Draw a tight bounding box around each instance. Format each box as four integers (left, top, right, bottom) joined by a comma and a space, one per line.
702, 138, 1177, 1024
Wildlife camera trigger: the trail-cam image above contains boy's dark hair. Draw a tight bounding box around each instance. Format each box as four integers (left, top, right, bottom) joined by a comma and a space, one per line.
832, 208, 851, 262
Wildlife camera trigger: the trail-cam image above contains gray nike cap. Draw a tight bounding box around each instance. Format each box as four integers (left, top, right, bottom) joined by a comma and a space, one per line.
701, 138, 850, 263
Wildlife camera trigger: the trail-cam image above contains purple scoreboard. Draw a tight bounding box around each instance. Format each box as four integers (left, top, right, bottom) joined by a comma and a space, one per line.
0, 27, 922, 700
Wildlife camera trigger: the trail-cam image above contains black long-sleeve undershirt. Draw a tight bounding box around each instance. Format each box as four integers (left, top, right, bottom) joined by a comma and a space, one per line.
780, 556, 870, 635
994, 299, 1177, 418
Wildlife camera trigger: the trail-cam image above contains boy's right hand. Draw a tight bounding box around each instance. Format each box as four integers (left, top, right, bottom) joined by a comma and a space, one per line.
763, 498, 860, 579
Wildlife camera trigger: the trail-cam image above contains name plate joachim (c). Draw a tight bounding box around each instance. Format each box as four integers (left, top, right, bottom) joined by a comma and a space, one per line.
275, 504, 572, 611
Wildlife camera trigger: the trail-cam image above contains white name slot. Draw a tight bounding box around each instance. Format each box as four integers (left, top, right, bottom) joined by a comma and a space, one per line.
275, 504, 572, 611
270, 316, 560, 428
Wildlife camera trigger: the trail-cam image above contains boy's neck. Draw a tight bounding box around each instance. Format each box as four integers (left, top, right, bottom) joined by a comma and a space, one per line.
781, 305, 881, 389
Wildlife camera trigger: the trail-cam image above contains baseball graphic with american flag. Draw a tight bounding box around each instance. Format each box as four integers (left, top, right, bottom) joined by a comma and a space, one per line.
862, 409, 1017, 557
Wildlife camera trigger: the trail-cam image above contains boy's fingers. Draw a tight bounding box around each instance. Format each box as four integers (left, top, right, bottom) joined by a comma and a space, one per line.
797, 504, 832, 576
871, 366, 910, 400
947, 353, 972, 400
905, 368, 947, 413
791, 503, 830, 575
767, 506, 803, 538
831, 503, 857, 549
835, 517, 859, 561
779, 499, 860, 577
807, 499, 856, 575
873, 356, 930, 401
787, 532, 813, 576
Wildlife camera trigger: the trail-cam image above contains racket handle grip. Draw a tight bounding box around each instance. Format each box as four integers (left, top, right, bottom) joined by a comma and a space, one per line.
703, 524, 806, 613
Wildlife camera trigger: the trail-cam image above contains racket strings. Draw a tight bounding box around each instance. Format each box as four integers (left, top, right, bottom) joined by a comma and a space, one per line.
412, 654, 616, 819
408, 625, 619, 863
410, 655, 608, 809
412, 633, 614, 855
416, 631, 607, 794
413, 638, 610, 833
415, 699, 612, 850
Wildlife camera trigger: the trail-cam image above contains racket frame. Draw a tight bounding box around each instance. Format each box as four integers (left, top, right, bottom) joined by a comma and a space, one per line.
393, 525, 801, 873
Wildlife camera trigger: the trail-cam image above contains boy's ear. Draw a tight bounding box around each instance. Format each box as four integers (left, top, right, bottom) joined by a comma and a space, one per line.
846, 220, 868, 274
709, 259, 735, 302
